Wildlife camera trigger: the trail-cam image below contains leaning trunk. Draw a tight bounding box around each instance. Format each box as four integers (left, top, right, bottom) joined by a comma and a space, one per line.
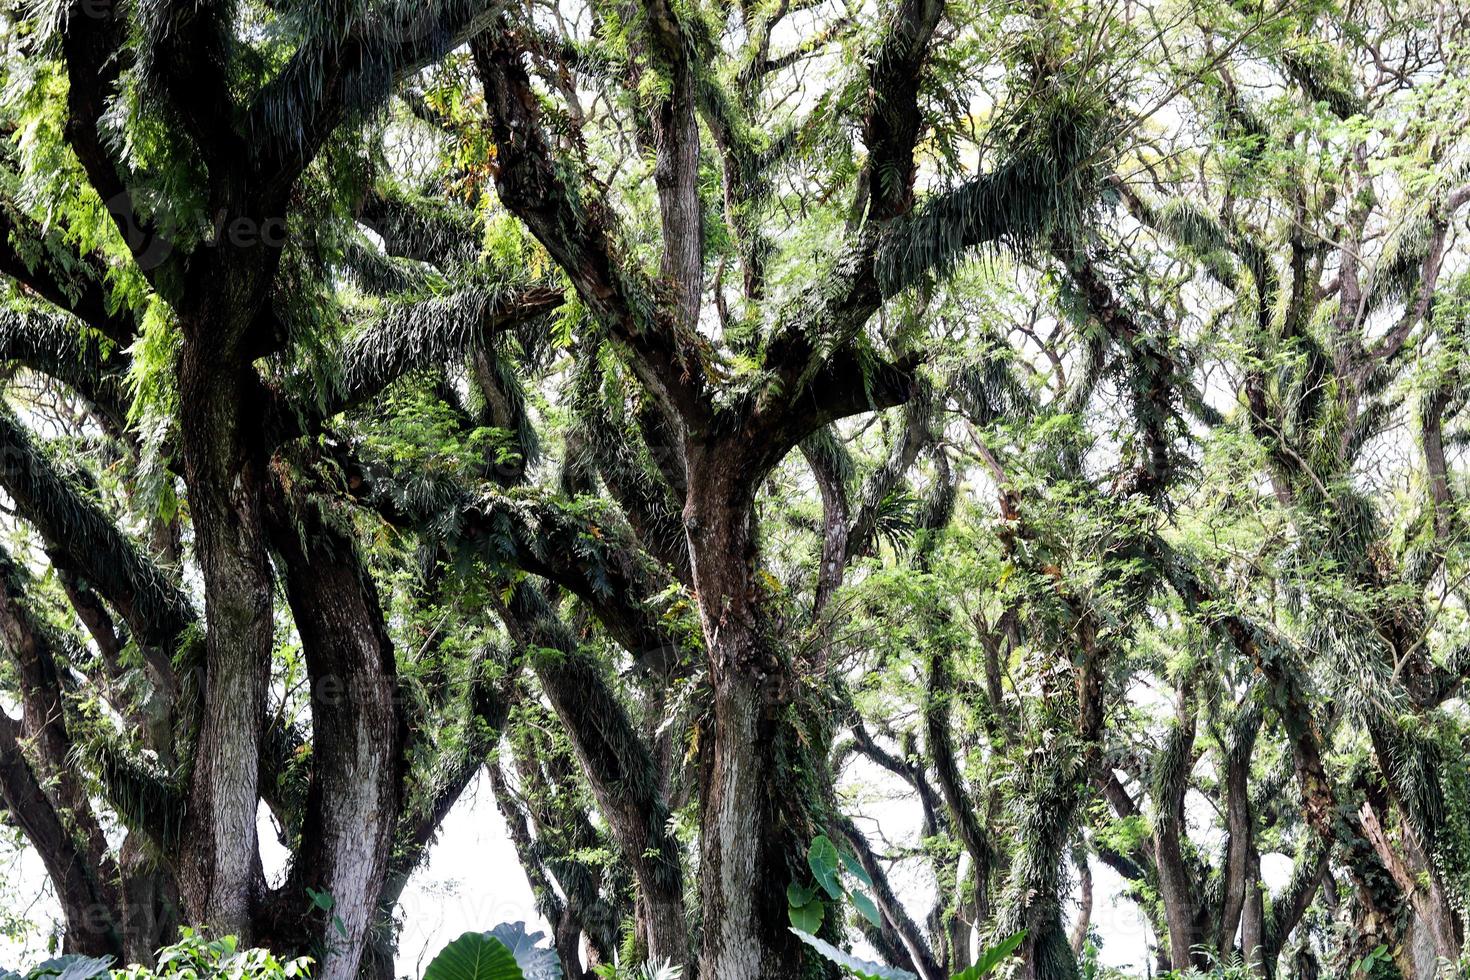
0, 715, 124, 957
267, 487, 404, 980
498, 584, 691, 971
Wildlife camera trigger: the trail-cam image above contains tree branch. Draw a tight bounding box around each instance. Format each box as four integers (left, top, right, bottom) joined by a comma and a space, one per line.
249, 0, 507, 189
471, 32, 712, 433
0, 407, 195, 652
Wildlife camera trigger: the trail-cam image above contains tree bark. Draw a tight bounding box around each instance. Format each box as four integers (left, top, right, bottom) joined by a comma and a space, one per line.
0, 555, 118, 891
1070, 853, 1092, 957
686, 448, 824, 980
0, 714, 124, 957
924, 643, 995, 928
1239, 853, 1265, 977
1153, 689, 1201, 972
175, 331, 274, 940
267, 485, 405, 980
837, 817, 943, 980
1217, 702, 1261, 956
497, 586, 691, 973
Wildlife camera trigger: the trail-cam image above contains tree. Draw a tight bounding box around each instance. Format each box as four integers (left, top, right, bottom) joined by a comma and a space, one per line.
2, 0, 1470, 978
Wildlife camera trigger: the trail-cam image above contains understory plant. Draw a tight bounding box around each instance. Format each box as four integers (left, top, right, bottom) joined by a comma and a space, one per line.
2, 932, 311, 980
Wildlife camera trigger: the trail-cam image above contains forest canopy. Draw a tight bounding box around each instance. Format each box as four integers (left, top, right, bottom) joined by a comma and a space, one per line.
0, 0, 1468, 977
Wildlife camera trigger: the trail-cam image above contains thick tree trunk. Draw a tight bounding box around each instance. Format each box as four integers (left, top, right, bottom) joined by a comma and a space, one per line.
686, 451, 823, 980
118, 834, 182, 965
650, 56, 703, 333
1366, 719, 1464, 965
1002, 611, 1110, 980
999, 764, 1082, 980
698, 667, 798, 979
268, 490, 404, 980
176, 340, 273, 940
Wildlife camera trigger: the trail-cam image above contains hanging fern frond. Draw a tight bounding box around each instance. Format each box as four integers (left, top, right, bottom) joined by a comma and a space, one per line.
246, 0, 506, 173
328, 284, 563, 414
357, 185, 484, 270
0, 405, 195, 651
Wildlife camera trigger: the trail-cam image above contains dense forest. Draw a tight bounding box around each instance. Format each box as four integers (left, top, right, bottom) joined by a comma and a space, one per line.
0, 0, 1467, 976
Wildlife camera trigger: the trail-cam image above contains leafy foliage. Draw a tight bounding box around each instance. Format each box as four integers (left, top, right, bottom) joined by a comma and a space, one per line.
0, 0, 1469, 979
424, 926, 561, 980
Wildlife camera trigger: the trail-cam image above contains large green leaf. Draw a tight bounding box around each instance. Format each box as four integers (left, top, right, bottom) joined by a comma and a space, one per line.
952, 931, 1026, 979
787, 882, 818, 907
849, 890, 882, 929
485, 924, 561, 980
808, 836, 842, 899
423, 932, 525, 980
788, 929, 916, 980
29, 957, 113, 980
838, 849, 874, 890
788, 897, 825, 933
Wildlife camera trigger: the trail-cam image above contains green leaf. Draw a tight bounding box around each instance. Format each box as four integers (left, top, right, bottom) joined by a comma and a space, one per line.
838, 849, 873, 889
423, 932, 527, 980
788, 929, 916, 980
808, 836, 842, 898
305, 888, 334, 913
485, 924, 561, 980
787, 882, 818, 907
28, 958, 113, 980
952, 931, 1026, 979
850, 891, 881, 929
788, 898, 825, 933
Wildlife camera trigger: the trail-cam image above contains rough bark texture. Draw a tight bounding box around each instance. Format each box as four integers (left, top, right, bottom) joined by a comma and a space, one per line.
267, 485, 405, 980
686, 452, 815, 980
498, 585, 691, 972
0, 714, 123, 957
176, 340, 274, 939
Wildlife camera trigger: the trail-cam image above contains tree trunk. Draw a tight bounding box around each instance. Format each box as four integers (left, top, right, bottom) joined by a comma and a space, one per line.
118, 834, 182, 965
1070, 853, 1092, 957
1366, 719, 1464, 966
176, 338, 273, 939
498, 585, 691, 972
268, 488, 404, 980
1154, 710, 1200, 971
687, 449, 824, 980
0, 715, 124, 957
838, 817, 944, 980
1217, 706, 1261, 956
1240, 852, 1266, 977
